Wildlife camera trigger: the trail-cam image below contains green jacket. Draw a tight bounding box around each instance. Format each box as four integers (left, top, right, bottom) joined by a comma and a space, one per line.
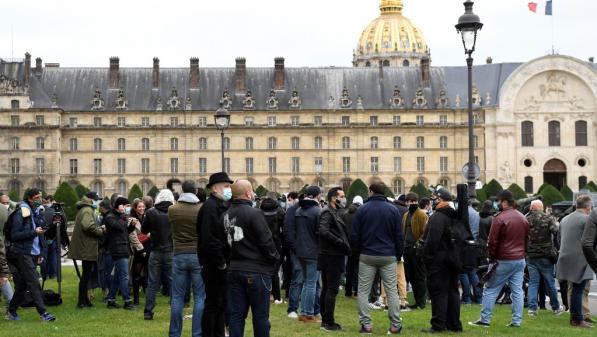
68, 196, 104, 261
168, 193, 202, 255
0, 206, 8, 239
0, 236, 9, 278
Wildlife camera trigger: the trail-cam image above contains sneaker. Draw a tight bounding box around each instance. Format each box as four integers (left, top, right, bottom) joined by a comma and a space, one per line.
123, 301, 136, 310
468, 320, 490, 328
387, 325, 402, 334
553, 306, 566, 316
288, 312, 298, 319
298, 315, 321, 323
400, 305, 411, 312
274, 300, 284, 305
6, 311, 20, 321
368, 302, 383, 310
144, 311, 154, 320
570, 320, 593, 328
528, 309, 538, 317
359, 324, 373, 334
321, 323, 343, 331
506, 323, 520, 328
40, 312, 56, 322
106, 301, 121, 309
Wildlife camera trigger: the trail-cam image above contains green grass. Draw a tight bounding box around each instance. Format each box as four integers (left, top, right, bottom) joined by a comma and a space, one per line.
1, 267, 594, 336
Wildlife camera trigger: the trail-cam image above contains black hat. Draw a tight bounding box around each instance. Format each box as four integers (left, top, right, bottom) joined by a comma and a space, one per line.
433, 188, 452, 201
85, 191, 101, 201
114, 197, 130, 209
305, 186, 321, 198
99, 200, 111, 209
497, 190, 514, 203
206, 172, 233, 189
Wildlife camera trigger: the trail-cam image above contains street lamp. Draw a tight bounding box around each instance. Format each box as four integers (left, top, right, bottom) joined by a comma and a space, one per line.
456, 0, 483, 202
214, 104, 230, 171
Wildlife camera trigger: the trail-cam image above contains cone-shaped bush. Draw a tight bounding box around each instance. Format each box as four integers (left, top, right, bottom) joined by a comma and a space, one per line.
559, 185, 573, 201
383, 184, 395, 199
410, 183, 431, 199
539, 184, 565, 207
255, 185, 269, 198
74, 184, 89, 199
585, 181, 597, 192
54, 182, 80, 221
476, 188, 487, 204
537, 183, 551, 195
347, 179, 369, 204
8, 190, 20, 202
128, 184, 143, 201
484, 179, 504, 198
507, 183, 527, 200
147, 186, 160, 200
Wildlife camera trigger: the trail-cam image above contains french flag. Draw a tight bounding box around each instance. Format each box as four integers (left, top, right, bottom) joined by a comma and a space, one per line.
528, 1, 553, 15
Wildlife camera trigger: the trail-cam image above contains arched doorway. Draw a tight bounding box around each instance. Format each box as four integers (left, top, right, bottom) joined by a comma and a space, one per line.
543, 159, 566, 190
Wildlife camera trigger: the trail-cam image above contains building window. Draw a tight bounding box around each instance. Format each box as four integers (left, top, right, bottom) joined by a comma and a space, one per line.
575, 120, 588, 146
371, 157, 379, 174
170, 158, 179, 174
141, 158, 150, 174
141, 138, 149, 151
439, 178, 449, 188
268, 157, 277, 174
69, 159, 78, 175
141, 117, 150, 127
91, 117, 100, 127
117, 181, 127, 196
342, 157, 351, 174
383, 60, 390, 67
117, 138, 126, 151
245, 137, 253, 150
370, 136, 379, 149
524, 176, 534, 194
69, 138, 78, 151
314, 157, 323, 174
11, 99, 19, 110
416, 136, 425, 149
10, 137, 19, 150
394, 157, 402, 173
117, 117, 126, 127
223, 158, 231, 173
579, 176, 588, 190
170, 117, 178, 127
36, 158, 45, 174
314, 116, 322, 126
341, 116, 350, 126
370, 116, 378, 126
291, 137, 300, 150
93, 159, 102, 175
548, 121, 560, 146
94, 138, 102, 151
473, 113, 480, 124
267, 116, 277, 127
36, 115, 45, 126
440, 136, 448, 149
475, 156, 479, 164
141, 181, 151, 195
199, 137, 208, 150
439, 115, 448, 126
416, 115, 424, 126
199, 158, 207, 174
245, 158, 254, 175
36, 137, 45, 150
10, 115, 19, 126
440, 157, 448, 172
69, 117, 78, 128
268, 137, 277, 150
402, 60, 410, 67
92, 181, 103, 194
223, 137, 230, 150
314, 136, 322, 150
117, 159, 126, 174
392, 178, 404, 195
171, 138, 179, 151
10, 158, 19, 174
393, 116, 401, 126
474, 135, 479, 148
521, 121, 534, 147
244, 117, 254, 126
198, 116, 207, 127
417, 157, 425, 173
292, 157, 300, 175
291, 116, 300, 126
342, 136, 351, 149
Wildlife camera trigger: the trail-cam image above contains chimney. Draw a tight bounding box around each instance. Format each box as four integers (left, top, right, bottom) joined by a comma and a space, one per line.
24, 52, 31, 84
190, 57, 199, 89
235, 57, 246, 93
109, 56, 120, 89
420, 56, 430, 87
274, 57, 285, 90
590, 57, 595, 63
35, 57, 43, 77
152, 57, 160, 89
486, 56, 493, 64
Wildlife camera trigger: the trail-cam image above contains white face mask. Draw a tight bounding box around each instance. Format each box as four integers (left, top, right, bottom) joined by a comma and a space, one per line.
1, 203, 9, 210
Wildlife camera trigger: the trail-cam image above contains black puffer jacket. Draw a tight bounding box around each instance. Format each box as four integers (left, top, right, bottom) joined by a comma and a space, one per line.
260, 198, 284, 253
422, 205, 456, 273
477, 211, 493, 248
103, 209, 131, 259
142, 201, 173, 252
318, 206, 351, 256
293, 199, 321, 260
342, 204, 360, 253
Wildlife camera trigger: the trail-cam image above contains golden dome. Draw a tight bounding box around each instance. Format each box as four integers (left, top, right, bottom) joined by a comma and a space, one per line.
354, 0, 429, 67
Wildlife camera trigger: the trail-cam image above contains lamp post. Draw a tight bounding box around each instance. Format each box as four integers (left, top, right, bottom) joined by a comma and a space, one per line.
456, 0, 483, 202
214, 104, 230, 172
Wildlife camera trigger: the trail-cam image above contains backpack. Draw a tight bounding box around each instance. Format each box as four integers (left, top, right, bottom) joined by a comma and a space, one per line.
445, 184, 480, 273
2, 206, 25, 245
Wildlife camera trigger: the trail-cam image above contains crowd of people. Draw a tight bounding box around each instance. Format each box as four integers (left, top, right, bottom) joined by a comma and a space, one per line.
0, 173, 596, 336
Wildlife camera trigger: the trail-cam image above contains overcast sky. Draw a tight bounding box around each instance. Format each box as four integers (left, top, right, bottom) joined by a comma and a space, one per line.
1, 0, 595, 68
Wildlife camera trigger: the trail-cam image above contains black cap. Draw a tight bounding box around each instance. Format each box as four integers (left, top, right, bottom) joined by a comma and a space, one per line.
114, 197, 130, 209
206, 172, 233, 188
85, 191, 101, 201
305, 186, 321, 198
99, 200, 111, 209
497, 190, 514, 203
433, 188, 452, 201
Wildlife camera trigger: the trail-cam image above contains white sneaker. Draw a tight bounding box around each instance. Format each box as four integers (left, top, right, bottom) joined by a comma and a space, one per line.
274, 300, 283, 305
368, 302, 383, 310
528, 310, 538, 317
553, 306, 566, 315
288, 312, 298, 319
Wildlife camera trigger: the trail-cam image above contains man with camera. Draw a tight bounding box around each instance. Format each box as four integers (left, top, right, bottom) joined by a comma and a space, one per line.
40, 195, 69, 281
5, 188, 56, 322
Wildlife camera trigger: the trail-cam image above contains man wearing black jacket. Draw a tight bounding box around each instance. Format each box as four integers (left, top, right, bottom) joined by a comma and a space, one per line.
225, 180, 279, 337
421, 189, 462, 333
197, 172, 233, 337
260, 193, 285, 304
318, 187, 351, 331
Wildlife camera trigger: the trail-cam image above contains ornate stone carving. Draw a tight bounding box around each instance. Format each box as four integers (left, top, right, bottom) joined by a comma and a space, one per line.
155, 96, 163, 111
266, 89, 278, 110
51, 93, 59, 108
185, 96, 192, 110
454, 94, 461, 107
327, 96, 336, 110
523, 96, 540, 111
166, 87, 181, 110
471, 86, 481, 107
91, 89, 105, 110
242, 90, 256, 110
288, 89, 302, 109
540, 72, 567, 99
499, 161, 513, 185
220, 89, 232, 109
412, 88, 427, 108
390, 86, 404, 108
0, 74, 28, 95
114, 88, 128, 110
435, 89, 449, 108
339, 87, 352, 109
568, 96, 585, 110
356, 96, 364, 110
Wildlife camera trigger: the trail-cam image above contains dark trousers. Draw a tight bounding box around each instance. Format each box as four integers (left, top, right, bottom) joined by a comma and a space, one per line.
78, 260, 96, 306
131, 250, 148, 305
271, 272, 281, 301
427, 269, 462, 332
570, 280, 587, 323
345, 254, 359, 297
281, 247, 292, 298
228, 270, 271, 337
559, 280, 569, 310
404, 247, 427, 307
319, 255, 344, 325
7, 253, 46, 315
202, 266, 228, 337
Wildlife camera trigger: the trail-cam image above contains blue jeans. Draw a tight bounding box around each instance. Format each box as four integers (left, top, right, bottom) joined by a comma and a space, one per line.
1, 280, 14, 305
527, 258, 560, 311
169, 254, 205, 337
41, 240, 58, 279
228, 270, 272, 337
101, 250, 114, 291
288, 254, 320, 315
459, 270, 482, 304
299, 258, 320, 317
570, 280, 587, 323
108, 257, 130, 302
480, 259, 525, 326
145, 250, 173, 313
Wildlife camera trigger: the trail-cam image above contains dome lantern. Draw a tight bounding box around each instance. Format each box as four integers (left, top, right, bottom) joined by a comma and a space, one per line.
380, 0, 404, 15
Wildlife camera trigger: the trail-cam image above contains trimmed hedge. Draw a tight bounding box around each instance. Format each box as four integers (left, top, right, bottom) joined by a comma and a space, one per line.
539, 184, 565, 207
559, 185, 573, 200
483, 179, 503, 198
585, 181, 597, 192
147, 186, 160, 200
476, 188, 487, 204
8, 190, 20, 202
255, 185, 269, 198
410, 183, 431, 199
507, 183, 527, 200
347, 179, 369, 204
74, 184, 89, 199
128, 184, 143, 201
54, 182, 80, 221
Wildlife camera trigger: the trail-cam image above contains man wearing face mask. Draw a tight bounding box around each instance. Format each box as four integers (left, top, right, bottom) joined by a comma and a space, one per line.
402, 192, 428, 311
317, 187, 351, 331
197, 172, 233, 337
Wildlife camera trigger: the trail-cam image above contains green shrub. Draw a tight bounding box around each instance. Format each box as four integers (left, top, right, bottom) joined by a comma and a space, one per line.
8, 190, 20, 202
585, 181, 597, 192
298, 184, 309, 194
383, 184, 395, 199
128, 184, 143, 201
54, 182, 80, 221
483, 179, 503, 198
147, 186, 160, 200
476, 188, 487, 204
537, 183, 551, 195
559, 185, 573, 200
255, 185, 269, 198
507, 183, 527, 200
539, 184, 565, 207
409, 183, 431, 199
347, 179, 369, 204
74, 184, 89, 199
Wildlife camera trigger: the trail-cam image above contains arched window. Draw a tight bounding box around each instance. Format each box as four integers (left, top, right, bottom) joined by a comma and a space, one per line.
342, 136, 351, 149
575, 120, 588, 146
34, 180, 46, 192
314, 136, 322, 150
438, 178, 449, 188
548, 121, 560, 146
117, 138, 125, 151
223, 137, 230, 150
91, 181, 104, 195
291, 137, 300, 150
439, 136, 448, 149
521, 121, 534, 147
171, 137, 179, 151
141, 180, 152, 195
370, 136, 378, 149
268, 137, 277, 150
245, 137, 253, 150
393, 136, 401, 149
524, 176, 534, 194
392, 178, 404, 195
402, 60, 410, 67
382, 60, 390, 67
416, 136, 425, 149
141, 138, 149, 151
116, 181, 128, 196
365, 61, 371, 67
199, 137, 208, 150
340, 178, 352, 191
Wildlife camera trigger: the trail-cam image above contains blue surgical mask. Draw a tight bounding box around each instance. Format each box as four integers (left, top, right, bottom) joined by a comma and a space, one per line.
125, 206, 131, 215
223, 188, 232, 201
280, 202, 286, 209
92, 200, 100, 209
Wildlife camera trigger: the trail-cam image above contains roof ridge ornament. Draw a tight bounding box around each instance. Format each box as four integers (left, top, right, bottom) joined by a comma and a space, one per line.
390, 86, 405, 108
435, 89, 449, 108
339, 87, 353, 109
115, 88, 128, 111
266, 89, 279, 110
166, 87, 181, 110
243, 89, 256, 110
91, 89, 105, 111
220, 89, 232, 109
288, 89, 302, 110
412, 88, 428, 108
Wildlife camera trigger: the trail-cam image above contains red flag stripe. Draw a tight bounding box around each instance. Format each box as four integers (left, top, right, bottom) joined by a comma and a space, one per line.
528, 2, 538, 12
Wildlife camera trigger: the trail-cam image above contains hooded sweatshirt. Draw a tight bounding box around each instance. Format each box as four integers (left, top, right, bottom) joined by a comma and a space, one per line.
142, 201, 173, 252
168, 193, 202, 255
